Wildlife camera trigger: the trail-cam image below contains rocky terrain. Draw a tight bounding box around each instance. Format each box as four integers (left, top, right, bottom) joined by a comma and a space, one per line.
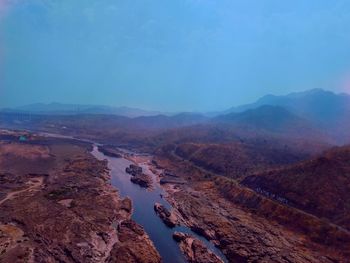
130, 174, 152, 188
172, 232, 223, 263
126, 164, 153, 188
241, 145, 350, 230
98, 145, 123, 158
173, 142, 309, 179
159, 169, 186, 185
125, 164, 143, 176
0, 131, 161, 263
154, 203, 178, 228
152, 149, 350, 262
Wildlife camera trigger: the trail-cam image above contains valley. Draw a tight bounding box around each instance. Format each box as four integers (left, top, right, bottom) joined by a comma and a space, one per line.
1, 89, 350, 262
2, 0, 350, 261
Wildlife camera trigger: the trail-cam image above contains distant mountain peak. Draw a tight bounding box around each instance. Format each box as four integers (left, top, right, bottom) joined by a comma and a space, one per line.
222, 89, 350, 144
256, 89, 335, 102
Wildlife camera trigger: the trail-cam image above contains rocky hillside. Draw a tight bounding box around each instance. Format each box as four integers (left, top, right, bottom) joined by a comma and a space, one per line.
153, 150, 350, 262
173, 142, 309, 179
241, 145, 350, 230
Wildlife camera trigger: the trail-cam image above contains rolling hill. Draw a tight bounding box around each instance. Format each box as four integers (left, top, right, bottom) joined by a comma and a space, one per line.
241, 145, 350, 230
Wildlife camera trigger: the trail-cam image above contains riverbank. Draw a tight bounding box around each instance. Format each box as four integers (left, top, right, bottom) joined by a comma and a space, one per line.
93, 145, 229, 263
125, 153, 228, 263
150, 151, 350, 262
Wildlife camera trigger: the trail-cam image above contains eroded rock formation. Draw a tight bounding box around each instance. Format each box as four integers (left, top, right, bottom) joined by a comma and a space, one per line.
154, 202, 178, 228
173, 232, 223, 263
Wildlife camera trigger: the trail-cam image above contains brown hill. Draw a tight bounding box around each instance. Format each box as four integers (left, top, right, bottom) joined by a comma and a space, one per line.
241, 145, 350, 230
174, 142, 310, 179
155, 145, 350, 261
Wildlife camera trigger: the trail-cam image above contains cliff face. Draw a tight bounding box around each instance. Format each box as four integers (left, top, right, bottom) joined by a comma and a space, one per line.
0, 133, 161, 263
242, 145, 350, 230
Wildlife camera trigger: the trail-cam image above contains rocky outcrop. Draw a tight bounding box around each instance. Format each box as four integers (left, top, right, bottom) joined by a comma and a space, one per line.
126, 164, 152, 188
158, 167, 185, 185
120, 197, 132, 213
171, 186, 349, 263
154, 203, 178, 228
162, 169, 179, 178
107, 220, 161, 263
160, 178, 186, 185
126, 164, 143, 176
98, 145, 123, 158
130, 173, 152, 188
172, 232, 223, 263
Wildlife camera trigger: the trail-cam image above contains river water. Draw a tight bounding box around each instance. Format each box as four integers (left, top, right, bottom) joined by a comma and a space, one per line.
91, 146, 228, 263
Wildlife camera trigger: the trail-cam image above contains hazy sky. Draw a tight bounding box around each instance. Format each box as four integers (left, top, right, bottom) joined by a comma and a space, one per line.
1, 0, 350, 111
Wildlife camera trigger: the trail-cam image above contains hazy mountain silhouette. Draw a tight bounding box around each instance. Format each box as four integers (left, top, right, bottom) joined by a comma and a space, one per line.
1, 89, 348, 144
228, 89, 350, 125
2, 102, 167, 118
215, 105, 316, 133
222, 89, 350, 143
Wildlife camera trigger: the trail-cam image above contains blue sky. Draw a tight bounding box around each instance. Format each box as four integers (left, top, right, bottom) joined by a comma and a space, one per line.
1, 0, 350, 111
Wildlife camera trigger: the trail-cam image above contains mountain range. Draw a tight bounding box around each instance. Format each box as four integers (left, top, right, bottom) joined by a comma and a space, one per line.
229, 89, 350, 124
3, 88, 350, 124
227, 89, 350, 143
1, 102, 166, 118
1, 89, 349, 145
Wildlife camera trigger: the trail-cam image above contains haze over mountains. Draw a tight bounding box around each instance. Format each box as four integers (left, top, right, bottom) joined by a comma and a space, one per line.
229, 88, 350, 125
3, 88, 350, 121
1, 89, 349, 145
1, 102, 165, 118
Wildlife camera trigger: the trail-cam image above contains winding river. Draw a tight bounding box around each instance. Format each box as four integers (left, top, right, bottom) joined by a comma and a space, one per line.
91, 145, 228, 263
36, 131, 227, 262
